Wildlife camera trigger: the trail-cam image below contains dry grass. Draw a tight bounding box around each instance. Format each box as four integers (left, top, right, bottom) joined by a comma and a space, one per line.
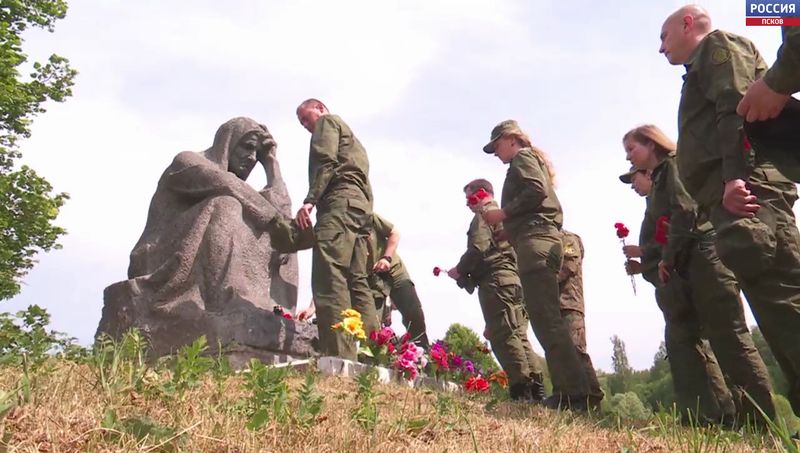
0, 360, 786, 452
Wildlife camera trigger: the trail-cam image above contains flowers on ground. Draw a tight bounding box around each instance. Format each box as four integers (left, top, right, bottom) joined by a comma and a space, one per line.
488, 370, 508, 389
332, 309, 366, 341
464, 375, 490, 392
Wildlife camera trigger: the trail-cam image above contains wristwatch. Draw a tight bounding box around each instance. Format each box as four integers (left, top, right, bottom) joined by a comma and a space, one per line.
381, 255, 393, 263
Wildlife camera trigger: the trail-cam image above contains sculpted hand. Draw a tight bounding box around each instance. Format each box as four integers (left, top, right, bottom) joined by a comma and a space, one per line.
295, 203, 314, 229
373, 258, 391, 273
447, 267, 461, 280
623, 245, 642, 259
658, 260, 672, 284
736, 78, 790, 122
258, 137, 277, 165
625, 260, 642, 275
723, 179, 759, 218
482, 209, 506, 226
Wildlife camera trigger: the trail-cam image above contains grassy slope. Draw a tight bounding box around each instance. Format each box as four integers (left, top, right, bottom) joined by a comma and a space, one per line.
0, 359, 791, 452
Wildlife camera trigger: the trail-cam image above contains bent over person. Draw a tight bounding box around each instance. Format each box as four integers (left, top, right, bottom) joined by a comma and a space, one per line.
295, 99, 378, 360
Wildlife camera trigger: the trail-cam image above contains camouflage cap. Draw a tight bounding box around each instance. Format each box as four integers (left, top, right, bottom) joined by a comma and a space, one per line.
619, 165, 640, 184
483, 119, 522, 154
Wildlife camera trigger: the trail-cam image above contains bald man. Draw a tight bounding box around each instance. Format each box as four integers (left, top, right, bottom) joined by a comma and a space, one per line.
660, 5, 800, 421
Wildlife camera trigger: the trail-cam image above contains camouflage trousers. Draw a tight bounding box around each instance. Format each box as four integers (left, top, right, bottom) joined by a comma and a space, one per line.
389, 279, 430, 349
560, 309, 604, 404
654, 276, 735, 423
312, 199, 380, 360
511, 227, 590, 397
478, 271, 541, 386
709, 166, 800, 416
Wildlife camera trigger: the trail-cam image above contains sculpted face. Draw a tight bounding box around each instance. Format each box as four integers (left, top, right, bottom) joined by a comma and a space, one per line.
229, 131, 264, 180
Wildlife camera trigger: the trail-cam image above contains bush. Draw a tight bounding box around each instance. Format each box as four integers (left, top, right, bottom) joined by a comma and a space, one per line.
605, 391, 652, 422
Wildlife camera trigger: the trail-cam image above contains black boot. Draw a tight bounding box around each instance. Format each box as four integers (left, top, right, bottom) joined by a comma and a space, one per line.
543, 394, 589, 412
509, 383, 530, 401
528, 380, 545, 403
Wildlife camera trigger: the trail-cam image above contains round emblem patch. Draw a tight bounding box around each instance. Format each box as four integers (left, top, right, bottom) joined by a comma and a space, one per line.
711, 47, 731, 65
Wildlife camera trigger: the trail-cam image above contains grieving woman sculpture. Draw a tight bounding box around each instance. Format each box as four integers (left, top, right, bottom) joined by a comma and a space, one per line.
97, 117, 316, 362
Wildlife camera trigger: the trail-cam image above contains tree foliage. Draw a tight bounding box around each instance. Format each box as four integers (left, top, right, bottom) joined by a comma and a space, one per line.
0, 0, 76, 299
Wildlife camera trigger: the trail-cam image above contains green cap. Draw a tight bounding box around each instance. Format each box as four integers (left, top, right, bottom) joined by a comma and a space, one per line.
619, 165, 639, 184
483, 119, 522, 154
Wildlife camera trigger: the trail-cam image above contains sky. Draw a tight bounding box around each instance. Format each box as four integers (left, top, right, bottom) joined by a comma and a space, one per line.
6, 1, 793, 371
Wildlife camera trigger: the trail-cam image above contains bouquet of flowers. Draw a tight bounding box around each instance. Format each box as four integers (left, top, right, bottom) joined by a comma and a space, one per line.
361, 325, 398, 366
394, 338, 427, 381
464, 375, 490, 393
615, 222, 637, 295
331, 309, 367, 341
467, 188, 491, 209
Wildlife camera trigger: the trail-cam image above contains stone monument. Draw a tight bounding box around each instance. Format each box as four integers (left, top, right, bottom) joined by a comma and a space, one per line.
96, 117, 317, 365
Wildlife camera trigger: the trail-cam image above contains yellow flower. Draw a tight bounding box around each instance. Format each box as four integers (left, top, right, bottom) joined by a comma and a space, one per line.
343, 317, 363, 335
354, 329, 366, 341
342, 309, 361, 319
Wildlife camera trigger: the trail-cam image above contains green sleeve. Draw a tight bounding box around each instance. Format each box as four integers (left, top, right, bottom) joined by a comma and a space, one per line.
763, 26, 800, 95
503, 153, 547, 217
372, 214, 394, 239
304, 116, 341, 204
698, 40, 757, 182
456, 215, 491, 275
662, 161, 696, 265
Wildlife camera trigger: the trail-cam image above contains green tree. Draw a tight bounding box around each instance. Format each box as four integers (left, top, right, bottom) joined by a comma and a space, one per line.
443, 323, 499, 374
607, 335, 633, 395
0, 0, 76, 299
604, 392, 651, 422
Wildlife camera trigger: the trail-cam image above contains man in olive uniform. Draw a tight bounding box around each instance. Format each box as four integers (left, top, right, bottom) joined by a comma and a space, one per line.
738, 26, 800, 122
448, 179, 544, 402
295, 99, 378, 360
660, 5, 800, 416
620, 167, 736, 425
558, 230, 604, 408
267, 213, 430, 350
369, 214, 430, 349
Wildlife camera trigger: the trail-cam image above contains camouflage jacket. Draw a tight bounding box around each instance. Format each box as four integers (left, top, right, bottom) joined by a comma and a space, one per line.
677, 30, 766, 209
558, 230, 584, 313
501, 148, 563, 240
304, 114, 373, 207
764, 26, 800, 95
457, 200, 519, 287
649, 155, 712, 266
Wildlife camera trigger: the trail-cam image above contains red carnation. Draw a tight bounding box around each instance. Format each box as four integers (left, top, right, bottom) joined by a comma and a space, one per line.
654, 215, 670, 245
615, 222, 630, 239
743, 134, 752, 152
282, 313, 293, 320
433, 266, 442, 276
467, 188, 490, 207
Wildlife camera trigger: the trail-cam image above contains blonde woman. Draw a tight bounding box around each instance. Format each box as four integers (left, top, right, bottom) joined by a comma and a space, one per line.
482, 120, 590, 411
624, 124, 774, 426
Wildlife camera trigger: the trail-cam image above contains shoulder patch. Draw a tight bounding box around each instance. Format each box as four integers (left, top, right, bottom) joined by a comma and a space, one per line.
711, 47, 731, 65
564, 245, 576, 256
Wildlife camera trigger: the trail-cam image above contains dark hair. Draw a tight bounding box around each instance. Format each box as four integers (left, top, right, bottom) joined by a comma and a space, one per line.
463, 178, 494, 195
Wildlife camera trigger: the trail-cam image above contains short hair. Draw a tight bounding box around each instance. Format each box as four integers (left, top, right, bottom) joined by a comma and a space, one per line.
297, 98, 328, 112
463, 178, 494, 195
